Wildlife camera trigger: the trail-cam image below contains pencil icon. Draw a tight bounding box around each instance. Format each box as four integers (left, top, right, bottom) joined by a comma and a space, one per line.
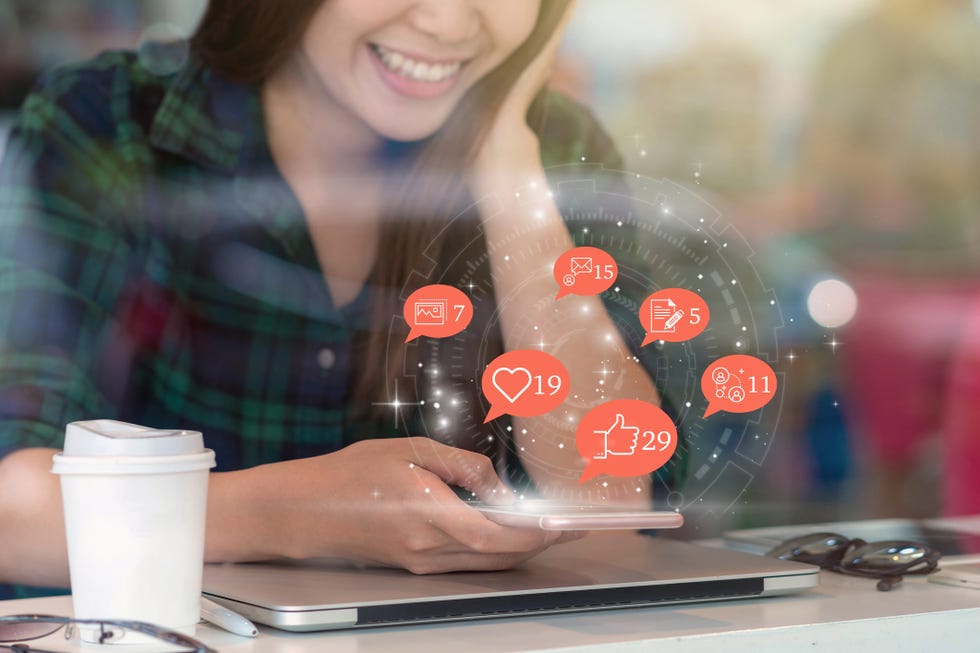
664, 309, 685, 330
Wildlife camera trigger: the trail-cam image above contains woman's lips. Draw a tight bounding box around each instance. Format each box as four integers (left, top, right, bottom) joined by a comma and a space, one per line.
368, 43, 467, 100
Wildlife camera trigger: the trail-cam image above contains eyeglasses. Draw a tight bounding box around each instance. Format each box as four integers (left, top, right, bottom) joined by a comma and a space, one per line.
0, 615, 217, 653
766, 532, 941, 591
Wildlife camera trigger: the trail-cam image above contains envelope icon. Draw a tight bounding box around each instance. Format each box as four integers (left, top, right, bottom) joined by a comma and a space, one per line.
570, 257, 593, 275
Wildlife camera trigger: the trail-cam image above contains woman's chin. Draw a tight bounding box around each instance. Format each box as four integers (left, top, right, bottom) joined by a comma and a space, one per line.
369, 118, 445, 144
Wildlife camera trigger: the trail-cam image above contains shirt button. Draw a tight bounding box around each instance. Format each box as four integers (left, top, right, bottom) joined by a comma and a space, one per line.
316, 348, 336, 370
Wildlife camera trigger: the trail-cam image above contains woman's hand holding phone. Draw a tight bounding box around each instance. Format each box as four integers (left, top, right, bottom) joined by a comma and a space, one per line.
211, 438, 571, 574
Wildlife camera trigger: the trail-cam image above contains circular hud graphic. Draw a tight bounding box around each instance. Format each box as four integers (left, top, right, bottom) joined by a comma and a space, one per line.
388, 163, 784, 524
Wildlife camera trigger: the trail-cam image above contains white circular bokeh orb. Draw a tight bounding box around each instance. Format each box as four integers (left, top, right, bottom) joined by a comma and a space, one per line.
807, 279, 858, 329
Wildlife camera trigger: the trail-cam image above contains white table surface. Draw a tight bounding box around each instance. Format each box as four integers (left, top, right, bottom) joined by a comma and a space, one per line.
5, 568, 980, 653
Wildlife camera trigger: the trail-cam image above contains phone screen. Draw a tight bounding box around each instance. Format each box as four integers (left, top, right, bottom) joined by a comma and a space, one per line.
470, 501, 684, 530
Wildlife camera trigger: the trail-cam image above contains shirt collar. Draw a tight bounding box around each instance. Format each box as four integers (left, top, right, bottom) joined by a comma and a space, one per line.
148, 59, 268, 175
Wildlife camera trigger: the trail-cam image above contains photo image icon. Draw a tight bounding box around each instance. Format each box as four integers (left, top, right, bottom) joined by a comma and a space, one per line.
403, 285, 473, 341
413, 300, 446, 326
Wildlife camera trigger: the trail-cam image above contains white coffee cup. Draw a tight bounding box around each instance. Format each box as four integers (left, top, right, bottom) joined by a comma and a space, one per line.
52, 420, 216, 643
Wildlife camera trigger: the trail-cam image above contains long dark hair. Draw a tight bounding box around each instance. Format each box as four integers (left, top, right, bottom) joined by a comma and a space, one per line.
191, 1, 571, 430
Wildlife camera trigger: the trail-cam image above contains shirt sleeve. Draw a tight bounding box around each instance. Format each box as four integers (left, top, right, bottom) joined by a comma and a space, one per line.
0, 68, 142, 458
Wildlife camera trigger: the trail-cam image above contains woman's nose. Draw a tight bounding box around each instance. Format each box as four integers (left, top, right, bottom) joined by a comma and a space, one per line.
407, 0, 481, 44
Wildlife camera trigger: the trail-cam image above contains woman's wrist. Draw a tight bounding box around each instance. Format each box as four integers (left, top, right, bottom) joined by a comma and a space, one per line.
205, 465, 297, 562
469, 124, 542, 202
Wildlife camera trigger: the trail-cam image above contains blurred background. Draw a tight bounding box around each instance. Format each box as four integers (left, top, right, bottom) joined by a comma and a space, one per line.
1, 0, 978, 536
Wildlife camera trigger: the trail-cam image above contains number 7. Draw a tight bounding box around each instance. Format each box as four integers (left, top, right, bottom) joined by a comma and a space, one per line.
453, 304, 465, 321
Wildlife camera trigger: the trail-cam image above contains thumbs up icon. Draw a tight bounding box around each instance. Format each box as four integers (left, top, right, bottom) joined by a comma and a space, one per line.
593, 413, 640, 459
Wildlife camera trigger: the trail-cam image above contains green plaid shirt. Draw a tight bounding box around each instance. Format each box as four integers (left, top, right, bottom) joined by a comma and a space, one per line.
0, 50, 632, 468
0, 50, 688, 598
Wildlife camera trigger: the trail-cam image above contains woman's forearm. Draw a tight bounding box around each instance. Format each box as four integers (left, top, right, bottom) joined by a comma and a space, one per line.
0, 448, 70, 586
472, 142, 656, 504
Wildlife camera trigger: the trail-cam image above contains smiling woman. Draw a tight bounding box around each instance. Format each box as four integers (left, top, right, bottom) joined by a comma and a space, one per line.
291, 0, 540, 139
0, 0, 682, 593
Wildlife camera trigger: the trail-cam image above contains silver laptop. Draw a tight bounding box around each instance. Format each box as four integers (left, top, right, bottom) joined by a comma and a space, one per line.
202, 532, 818, 631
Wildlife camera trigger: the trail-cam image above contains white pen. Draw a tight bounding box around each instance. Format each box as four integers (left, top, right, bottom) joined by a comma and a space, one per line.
201, 596, 259, 637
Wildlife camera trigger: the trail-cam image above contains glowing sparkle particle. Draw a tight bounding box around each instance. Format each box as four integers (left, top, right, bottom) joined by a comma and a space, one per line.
504, 255, 510, 261
424, 487, 431, 494
433, 402, 440, 409
697, 274, 703, 280
685, 401, 692, 408
409, 463, 415, 469
602, 481, 608, 487
559, 443, 565, 448
521, 428, 527, 434
616, 221, 623, 227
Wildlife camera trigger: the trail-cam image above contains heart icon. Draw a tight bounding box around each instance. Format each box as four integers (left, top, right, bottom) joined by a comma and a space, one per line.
491, 367, 533, 404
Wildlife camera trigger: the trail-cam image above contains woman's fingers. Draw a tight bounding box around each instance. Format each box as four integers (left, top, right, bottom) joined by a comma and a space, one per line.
402, 437, 514, 505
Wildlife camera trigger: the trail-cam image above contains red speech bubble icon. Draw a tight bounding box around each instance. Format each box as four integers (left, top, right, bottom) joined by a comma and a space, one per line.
553, 246, 618, 299
481, 350, 570, 423
701, 355, 777, 418
640, 288, 710, 346
404, 285, 473, 342
576, 399, 678, 483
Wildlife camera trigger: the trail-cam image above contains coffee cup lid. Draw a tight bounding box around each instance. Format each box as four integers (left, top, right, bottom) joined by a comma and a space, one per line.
63, 420, 206, 457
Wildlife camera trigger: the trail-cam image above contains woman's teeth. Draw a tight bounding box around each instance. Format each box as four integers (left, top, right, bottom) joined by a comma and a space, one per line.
372, 44, 462, 83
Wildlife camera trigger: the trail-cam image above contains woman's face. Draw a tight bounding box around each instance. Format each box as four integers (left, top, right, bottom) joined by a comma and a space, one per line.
295, 0, 542, 142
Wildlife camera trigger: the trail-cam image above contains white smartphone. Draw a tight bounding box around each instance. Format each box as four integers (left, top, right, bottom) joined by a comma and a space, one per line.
927, 562, 980, 589
469, 500, 684, 531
